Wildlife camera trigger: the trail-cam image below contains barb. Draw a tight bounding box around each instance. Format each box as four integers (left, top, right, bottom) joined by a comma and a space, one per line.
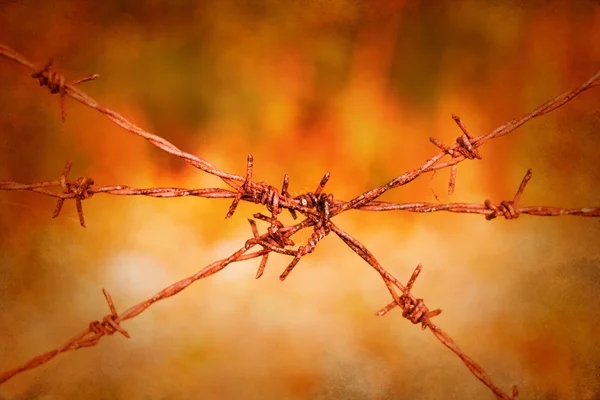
430, 114, 482, 194
51, 160, 94, 227
226, 154, 254, 218
78, 288, 131, 348
375, 263, 443, 327
31, 59, 99, 121
484, 168, 531, 220
248, 218, 273, 279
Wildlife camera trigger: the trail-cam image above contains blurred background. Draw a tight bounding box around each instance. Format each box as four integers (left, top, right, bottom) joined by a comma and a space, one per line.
1, 1, 599, 399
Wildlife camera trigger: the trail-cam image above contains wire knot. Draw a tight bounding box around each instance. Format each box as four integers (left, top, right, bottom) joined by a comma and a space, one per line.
30, 59, 98, 121
257, 183, 282, 214
32, 59, 65, 95
454, 133, 481, 160
484, 199, 519, 220
399, 297, 440, 330
298, 192, 333, 230
396, 265, 442, 329
430, 135, 482, 160
52, 160, 95, 227
247, 214, 296, 250
376, 264, 442, 329
246, 216, 297, 279
227, 155, 290, 219
64, 177, 95, 200
430, 119, 482, 161
89, 289, 129, 339
430, 115, 482, 194
484, 169, 533, 221
266, 217, 295, 248
72, 289, 129, 349
294, 171, 333, 230
89, 315, 125, 337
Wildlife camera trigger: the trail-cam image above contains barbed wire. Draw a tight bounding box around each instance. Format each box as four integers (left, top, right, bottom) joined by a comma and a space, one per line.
1, 42, 599, 399
3, 165, 597, 230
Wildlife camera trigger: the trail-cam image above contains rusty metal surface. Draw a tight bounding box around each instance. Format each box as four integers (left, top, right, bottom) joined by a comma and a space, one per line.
1, 42, 599, 399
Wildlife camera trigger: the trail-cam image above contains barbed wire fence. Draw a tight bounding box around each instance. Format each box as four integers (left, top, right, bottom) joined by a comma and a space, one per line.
1, 42, 599, 399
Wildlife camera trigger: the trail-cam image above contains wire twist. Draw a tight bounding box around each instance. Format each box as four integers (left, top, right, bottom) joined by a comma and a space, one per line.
376, 264, 442, 330
85, 290, 129, 343
31, 59, 98, 121
32, 59, 65, 94
397, 265, 441, 330
484, 169, 533, 221
73, 289, 130, 349
226, 155, 297, 223
52, 160, 95, 227
430, 114, 483, 194
278, 223, 330, 281
484, 199, 519, 220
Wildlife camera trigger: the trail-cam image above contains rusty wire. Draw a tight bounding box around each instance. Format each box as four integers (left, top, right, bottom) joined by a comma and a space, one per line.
3, 166, 597, 231
1, 43, 599, 399
349, 169, 600, 218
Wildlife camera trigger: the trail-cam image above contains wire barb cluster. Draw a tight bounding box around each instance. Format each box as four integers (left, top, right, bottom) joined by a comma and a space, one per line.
485, 168, 532, 220
375, 264, 442, 329
235, 158, 336, 281
430, 114, 483, 195
1, 43, 599, 400
78, 289, 130, 348
31, 58, 98, 121
52, 160, 94, 227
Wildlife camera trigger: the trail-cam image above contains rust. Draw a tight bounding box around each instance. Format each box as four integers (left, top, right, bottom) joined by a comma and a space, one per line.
1, 42, 598, 400
48, 159, 94, 227
31, 58, 98, 121
430, 114, 482, 194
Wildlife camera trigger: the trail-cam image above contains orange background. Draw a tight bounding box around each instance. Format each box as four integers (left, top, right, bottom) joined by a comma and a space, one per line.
1, 1, 599, 399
